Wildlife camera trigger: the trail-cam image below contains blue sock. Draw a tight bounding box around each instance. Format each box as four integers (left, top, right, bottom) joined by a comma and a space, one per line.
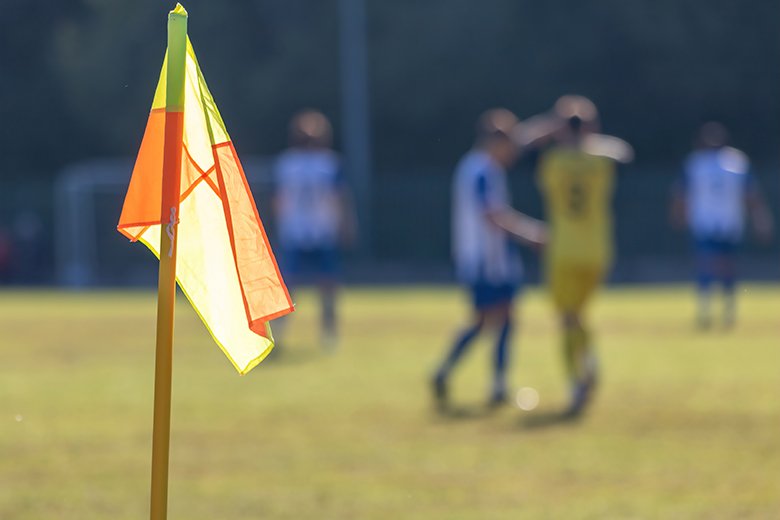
493, 318, 513, 395
437, 322, 482, 379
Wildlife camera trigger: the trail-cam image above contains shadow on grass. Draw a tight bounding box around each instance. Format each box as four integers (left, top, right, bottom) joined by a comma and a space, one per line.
518, 409, 582, 430
432, 403, 498, 421
264, 344, 329, 366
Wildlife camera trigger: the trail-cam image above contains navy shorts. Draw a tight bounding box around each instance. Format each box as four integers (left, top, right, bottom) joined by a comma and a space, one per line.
469, 281, 519, 310
695, 237, 739, 256
282, 246, 340, 282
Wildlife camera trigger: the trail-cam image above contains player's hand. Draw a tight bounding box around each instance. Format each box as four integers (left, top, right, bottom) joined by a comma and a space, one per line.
525, 222, 548, 253
515, 215, 548, 251
487, 208, 547, 250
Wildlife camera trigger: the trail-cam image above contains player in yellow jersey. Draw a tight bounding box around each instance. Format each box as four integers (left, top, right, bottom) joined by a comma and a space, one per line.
526, 95, 633, 418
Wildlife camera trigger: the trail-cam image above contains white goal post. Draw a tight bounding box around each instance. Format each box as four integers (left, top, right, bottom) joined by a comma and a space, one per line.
54, 156, 275, 287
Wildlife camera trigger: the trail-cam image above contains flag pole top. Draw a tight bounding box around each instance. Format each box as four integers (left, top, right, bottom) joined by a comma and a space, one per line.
170, 3, 187, 18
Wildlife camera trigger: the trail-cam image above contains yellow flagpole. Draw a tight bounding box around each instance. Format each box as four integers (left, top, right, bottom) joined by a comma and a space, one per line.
150, 5, 187, 520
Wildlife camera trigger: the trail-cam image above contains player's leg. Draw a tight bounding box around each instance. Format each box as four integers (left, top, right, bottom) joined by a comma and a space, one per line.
549, 262, 582, 388
561, 311, 597, 417
317, 247, 341, 348
694, 239, 716, 329
318, 278, 338, 348
562, 313, 587, 386
436, 314, 484, 376
558, 265, 603, 417
487, 292, 516, 406
271, 247, 302, 353
432, 313, 485, 407
713, 242, 738, 328
432, 284, 488, 407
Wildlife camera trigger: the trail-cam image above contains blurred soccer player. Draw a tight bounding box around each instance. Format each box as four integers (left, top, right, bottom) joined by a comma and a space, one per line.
670, 122, 773, 329
531, 95, 633, 418
273, 110, 356, 349
432, 109, 547, 409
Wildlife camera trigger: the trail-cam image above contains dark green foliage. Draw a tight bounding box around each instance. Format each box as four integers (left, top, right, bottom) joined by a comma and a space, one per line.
2, 0, 778, 177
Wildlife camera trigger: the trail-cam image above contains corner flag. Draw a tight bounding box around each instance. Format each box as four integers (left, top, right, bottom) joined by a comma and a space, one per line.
118, 4, 293, 375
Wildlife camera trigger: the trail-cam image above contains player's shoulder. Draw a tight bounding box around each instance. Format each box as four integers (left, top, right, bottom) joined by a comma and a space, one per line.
536, 146, 565, 176
717, 146, 749, 174
684, 149, 702, 165
311, 148, 340, 163
540, 145, 567, 161
277, 147, 339, 169
687, 147, 749, 173
456, 150, 494, 179
275, 148, 301, 168
540, 144, 602, 165
684, 148, 715, 173
309, 149, 341, 173
537, 146, 567, 179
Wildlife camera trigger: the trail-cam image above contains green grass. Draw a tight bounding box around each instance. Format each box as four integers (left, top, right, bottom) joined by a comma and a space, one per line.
1, 285, 778, 519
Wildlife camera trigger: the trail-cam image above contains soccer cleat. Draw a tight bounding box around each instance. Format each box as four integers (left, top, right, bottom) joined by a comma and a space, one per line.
564, 382, 591, 419
487, 378, 509, 408
321, 330, 339, 352
564, 357, 599, 419
487, 389, 508, 409
432, 373, 448, 410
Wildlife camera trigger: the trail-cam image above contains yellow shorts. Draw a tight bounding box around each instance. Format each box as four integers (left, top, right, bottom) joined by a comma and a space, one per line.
547, 261, 606, 313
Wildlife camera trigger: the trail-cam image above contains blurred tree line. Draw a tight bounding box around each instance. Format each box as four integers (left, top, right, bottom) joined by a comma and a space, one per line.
2, 0, 778, 178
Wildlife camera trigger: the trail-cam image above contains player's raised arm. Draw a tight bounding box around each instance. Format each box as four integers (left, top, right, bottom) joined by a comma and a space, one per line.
583, 134, 634, 164
512, 113, 563, 150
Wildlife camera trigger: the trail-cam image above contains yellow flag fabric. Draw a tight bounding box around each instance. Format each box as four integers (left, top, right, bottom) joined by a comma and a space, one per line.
118, 38, 293, 374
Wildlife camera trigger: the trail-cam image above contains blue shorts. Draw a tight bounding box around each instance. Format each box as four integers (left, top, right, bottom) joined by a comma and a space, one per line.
469, 281, 519, 310
282, 246, 339, 282
695, 237, 739, 256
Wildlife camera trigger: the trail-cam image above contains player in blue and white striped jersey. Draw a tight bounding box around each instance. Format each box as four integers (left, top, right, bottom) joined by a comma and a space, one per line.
274, 110, 356, 348
671, 122, 773, 328
433, 109, 547, 409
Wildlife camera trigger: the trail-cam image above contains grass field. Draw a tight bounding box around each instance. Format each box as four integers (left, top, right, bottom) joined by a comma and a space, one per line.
1, 285, 778, 519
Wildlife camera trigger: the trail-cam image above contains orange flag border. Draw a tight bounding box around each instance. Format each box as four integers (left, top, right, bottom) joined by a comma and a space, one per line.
117, 27, 293, 374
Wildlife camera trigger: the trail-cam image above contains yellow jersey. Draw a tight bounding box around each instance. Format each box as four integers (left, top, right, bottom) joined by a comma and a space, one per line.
538, 146, 616, 266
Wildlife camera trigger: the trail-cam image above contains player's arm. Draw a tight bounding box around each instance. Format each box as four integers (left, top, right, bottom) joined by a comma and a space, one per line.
583, 134, 634, 164
745, 182, 774, 243
486, 207, 548, 249
475, 171, 547, 248
513, 113, 563, 150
